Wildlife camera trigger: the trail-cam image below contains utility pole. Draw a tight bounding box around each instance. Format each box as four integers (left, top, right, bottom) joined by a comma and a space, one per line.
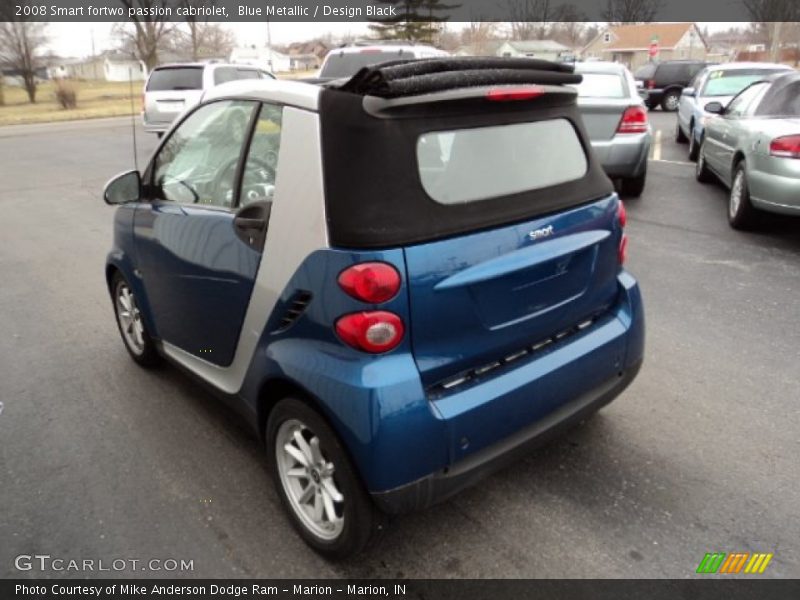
770, 22, 783, 63
266, 19, 274, 72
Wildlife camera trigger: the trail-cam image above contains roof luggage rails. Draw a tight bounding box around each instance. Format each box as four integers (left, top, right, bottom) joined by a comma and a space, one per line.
334, 57, 582, 98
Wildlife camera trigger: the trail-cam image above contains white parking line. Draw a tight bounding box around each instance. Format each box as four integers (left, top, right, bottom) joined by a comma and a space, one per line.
652, 129, 662, 161
650, 158, 694, 166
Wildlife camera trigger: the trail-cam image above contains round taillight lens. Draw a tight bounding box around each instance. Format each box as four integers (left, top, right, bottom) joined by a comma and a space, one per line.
618, 200, 627, 228
335, 311, 404, 353
338, 262, 401, 304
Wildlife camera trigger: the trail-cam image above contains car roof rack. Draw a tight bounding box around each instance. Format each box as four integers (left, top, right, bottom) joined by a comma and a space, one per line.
332, 57, 581, 98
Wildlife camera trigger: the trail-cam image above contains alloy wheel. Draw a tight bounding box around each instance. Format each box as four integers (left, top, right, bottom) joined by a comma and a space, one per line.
276, 419, 345, 540
116, 283, 145, 355
730, 170, 744, 219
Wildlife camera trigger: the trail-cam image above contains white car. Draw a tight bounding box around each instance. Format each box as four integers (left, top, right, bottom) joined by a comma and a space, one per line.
142, 62, 274, 136
318, 42, 448, 80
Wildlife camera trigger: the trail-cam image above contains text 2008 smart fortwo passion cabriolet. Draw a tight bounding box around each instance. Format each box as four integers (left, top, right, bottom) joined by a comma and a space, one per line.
103, 58, 645, 558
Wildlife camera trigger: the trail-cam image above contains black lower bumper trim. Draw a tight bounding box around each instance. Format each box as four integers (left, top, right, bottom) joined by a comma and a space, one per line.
372, 360, 643, 514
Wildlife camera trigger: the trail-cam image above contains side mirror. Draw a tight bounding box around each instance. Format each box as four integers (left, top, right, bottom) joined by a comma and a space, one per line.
682, 87, 695, 97
704, 101, 725, 115
104, 170, 141, 205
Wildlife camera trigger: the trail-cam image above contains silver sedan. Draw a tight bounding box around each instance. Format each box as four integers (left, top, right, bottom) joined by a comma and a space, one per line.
695, 71, 800, 229
573, 61, 652, 197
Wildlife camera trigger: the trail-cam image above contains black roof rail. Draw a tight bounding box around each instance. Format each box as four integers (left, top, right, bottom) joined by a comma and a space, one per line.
334, 57, 581, 98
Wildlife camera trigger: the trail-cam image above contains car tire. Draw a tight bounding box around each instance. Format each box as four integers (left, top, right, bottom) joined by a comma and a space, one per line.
675, 121, 688, 143
267, 397, 378, 559
111, 272, 161, 367
661, 90, 680, 112
688, 128, 701, 161
695, 140, 714, 184
620, 169, 647, 198
728, 163, 758, 230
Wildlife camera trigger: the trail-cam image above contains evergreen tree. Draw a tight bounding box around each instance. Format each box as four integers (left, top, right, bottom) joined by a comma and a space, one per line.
368, 0, 459, 44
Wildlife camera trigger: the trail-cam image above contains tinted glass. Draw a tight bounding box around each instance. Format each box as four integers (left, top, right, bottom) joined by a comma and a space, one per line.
726, 82, 770, 117
417, 119, 588, 205
571, 73, 626, 98
153, 101, 256, 207
213, 67, 265, 86
701, 69, 783, 97
320, 50, 408, 78
146, 67, 203, 91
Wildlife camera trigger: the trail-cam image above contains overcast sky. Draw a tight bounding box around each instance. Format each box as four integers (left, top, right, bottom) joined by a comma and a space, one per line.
45, 21, 743, 58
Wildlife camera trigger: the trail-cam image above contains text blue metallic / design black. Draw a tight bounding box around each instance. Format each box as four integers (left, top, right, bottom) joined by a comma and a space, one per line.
103, 58, 645, 558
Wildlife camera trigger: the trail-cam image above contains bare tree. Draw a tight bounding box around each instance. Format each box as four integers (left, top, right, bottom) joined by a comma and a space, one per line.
742, 0, 800, 60
602, 0, 661, 25
175, 0, 235, 60
506, 0, 559, 39
0, 10, 48, 104
460, 21, 499, 54
117, 0, 175, 70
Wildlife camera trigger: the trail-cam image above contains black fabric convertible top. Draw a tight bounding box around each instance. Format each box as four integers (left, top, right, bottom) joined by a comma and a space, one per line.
319, 58, 614, 249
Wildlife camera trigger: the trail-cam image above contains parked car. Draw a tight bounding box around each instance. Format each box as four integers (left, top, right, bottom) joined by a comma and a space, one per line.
318, 41, 448, 80
634, 59, 710, 111
676, 62, 792, 160
695, 71, 800, 229
573, 61, 652, 197
142, 62, 275, 136
103, 58, 644, 558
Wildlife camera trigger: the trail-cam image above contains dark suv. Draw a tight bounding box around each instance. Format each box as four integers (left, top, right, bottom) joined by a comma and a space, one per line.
635, 60, 710, 111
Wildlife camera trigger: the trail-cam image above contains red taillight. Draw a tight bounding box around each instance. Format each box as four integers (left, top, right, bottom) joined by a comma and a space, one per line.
617, 106, 648, 134
486, 86, 545, 102
646, 79, 655, 89
618, 199, 627, 228
619, 234, 629, 264
338, 262, 401, 304
335, 311, 404, 353
769, 135, 800, 159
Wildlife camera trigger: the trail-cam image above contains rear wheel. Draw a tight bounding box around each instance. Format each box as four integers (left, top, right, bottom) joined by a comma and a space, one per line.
728, 163, 758, 230
267, 398, 377, 559
688, 127, 701, 161
695, 140, 714, 183
675, 120, 688, 143
661, 90, 680, 112
620, 168, 647, 198
112, 272, 160, 367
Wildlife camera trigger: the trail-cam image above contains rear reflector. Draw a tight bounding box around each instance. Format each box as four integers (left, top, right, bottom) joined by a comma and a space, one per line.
486, 87, 545, 102
335, 311, 404, 353
770, 135, 800, 159
338, 262, 401, 304
617, 106, 648, 134
646, 79, 655, 90
618, 199, 627, 228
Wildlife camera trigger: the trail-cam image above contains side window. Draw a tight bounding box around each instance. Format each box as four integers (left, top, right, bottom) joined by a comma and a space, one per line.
152, 100, 256, 208
213, 67, 238, 86
238, 103, 284, 207
726, 83, 769, 118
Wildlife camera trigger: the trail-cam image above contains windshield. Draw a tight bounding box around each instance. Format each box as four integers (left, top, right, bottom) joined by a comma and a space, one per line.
417, 119, 588, 205
570, 73, 627, 98
701, 69, 785, 97
147, 67, 203, 92
320, 50, 409, 78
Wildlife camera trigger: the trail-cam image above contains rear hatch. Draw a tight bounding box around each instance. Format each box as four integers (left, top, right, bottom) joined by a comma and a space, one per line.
319, 60, 620, 390
144, 66, 204, 125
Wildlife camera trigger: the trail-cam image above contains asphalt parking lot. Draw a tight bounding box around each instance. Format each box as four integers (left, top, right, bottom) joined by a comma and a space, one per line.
1, 110, 798, 579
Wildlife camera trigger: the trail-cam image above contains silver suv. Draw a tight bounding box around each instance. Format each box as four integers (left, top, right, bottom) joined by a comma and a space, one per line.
142, 62, 274, 135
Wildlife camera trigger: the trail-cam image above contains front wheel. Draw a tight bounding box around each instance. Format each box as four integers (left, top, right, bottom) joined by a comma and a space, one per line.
267, 398, 377, 559
112, 272, 160, 367
728, 163, 758, 230
695, 141, 714, 184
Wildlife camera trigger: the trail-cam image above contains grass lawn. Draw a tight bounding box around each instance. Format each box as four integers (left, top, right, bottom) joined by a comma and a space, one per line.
0, 79, 139, 126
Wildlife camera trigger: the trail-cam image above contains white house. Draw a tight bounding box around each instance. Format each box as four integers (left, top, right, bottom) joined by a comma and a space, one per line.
456, 40, 572, 62
48, 53, 146, 82
230, 46, 291, 73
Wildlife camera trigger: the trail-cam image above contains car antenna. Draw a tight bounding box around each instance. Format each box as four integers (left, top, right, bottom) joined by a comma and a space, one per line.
128, 66, 139, 172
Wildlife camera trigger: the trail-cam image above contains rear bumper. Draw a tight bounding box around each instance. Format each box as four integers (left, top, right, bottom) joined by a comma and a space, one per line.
750, 167, 800, 215
591, 131, 651, 178
373, 358, 642, 514
371, 272, 645, 513
141, 113, 172, 134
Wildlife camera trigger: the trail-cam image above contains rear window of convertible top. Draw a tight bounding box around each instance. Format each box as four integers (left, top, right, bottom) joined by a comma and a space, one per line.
417, 119, 588, 205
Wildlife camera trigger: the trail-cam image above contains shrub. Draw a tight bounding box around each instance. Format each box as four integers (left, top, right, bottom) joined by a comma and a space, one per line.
54, 79, 77, 109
